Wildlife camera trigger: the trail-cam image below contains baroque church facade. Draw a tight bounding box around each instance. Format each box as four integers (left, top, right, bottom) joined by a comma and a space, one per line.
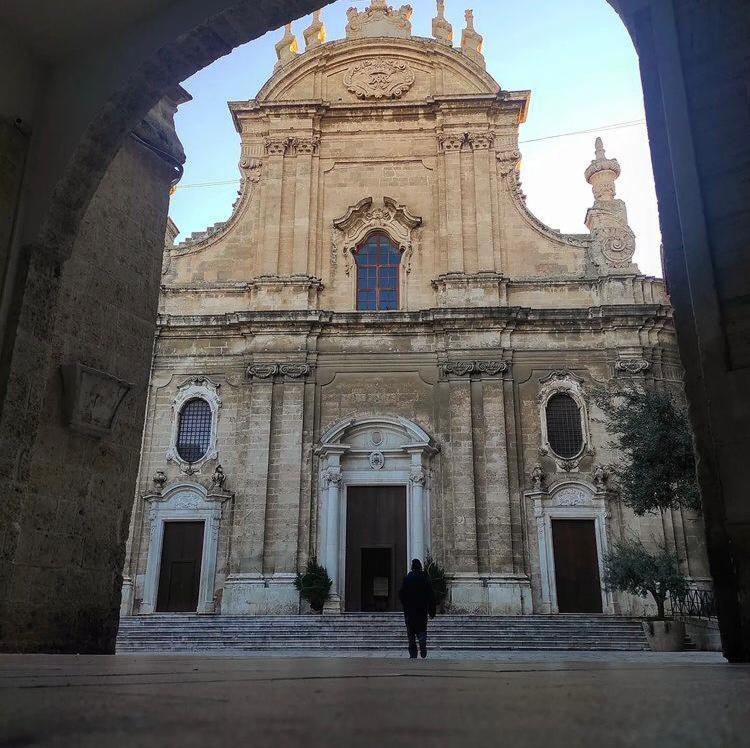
121, 1, 709, 617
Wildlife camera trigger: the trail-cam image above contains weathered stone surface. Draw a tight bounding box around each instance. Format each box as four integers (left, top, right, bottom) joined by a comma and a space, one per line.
123, 7, 709, 620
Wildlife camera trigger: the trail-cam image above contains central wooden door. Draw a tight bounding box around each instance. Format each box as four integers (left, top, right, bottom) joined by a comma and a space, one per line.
156, 521, 204, 612
551, 519, 603, 613
345, 486, 407, 612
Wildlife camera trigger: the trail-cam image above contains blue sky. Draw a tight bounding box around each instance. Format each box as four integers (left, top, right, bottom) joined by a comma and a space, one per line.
170, 0, 662, 276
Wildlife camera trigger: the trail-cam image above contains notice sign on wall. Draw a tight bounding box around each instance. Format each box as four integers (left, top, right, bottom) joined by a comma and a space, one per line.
373, 577, 389, 598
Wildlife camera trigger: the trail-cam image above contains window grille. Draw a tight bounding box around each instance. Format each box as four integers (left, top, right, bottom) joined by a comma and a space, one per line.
176, 398, 212, 463
545, 393, 583, 458
355, 231, 401, 311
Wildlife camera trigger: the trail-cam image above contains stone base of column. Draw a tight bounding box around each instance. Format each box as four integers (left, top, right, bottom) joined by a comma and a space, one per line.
322, 593, 342, 615
120, 576, 134, 616
448, 573, 532, 614
221, 572, 299, 614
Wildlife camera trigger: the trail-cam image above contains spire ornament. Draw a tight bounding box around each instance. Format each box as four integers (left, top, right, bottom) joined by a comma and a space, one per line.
274, 23, 299, 69
432, 0, 453, 46
461, 9, 485, 68
303, 10, 326, 50
584, 138, 637, 272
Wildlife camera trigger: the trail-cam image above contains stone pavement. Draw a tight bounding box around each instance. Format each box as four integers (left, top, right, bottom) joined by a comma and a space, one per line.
0, 652, 746, 747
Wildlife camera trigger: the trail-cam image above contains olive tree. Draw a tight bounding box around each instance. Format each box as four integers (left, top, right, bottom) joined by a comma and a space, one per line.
603, 537, 688, 620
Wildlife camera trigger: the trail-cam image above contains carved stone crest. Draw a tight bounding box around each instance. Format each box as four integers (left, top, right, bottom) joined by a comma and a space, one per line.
553, 487, 587, 507
344, 58, 415, 100
369, 451, 385, 470
60, 362, 132, 438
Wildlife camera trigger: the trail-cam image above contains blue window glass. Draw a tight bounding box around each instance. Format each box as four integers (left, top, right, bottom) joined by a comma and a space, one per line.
354, 232, 401, 311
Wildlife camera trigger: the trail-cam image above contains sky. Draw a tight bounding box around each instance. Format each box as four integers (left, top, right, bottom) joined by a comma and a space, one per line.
169, 0, 663, 277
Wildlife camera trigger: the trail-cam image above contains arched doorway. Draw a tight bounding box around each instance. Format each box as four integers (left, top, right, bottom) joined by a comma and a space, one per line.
316, 416, 438, 613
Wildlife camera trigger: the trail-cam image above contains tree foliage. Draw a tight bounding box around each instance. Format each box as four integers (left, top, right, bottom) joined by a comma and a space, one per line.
603, 537, 688, 620
594, 386, 701, 515
294, 556, 332, 613
424, 552, 448, 610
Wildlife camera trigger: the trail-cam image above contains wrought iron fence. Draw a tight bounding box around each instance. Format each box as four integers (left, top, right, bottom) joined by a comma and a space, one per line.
669, 588, 717, 619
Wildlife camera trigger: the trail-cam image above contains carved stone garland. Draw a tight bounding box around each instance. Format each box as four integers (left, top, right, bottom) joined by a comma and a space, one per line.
332, 196, 422, 276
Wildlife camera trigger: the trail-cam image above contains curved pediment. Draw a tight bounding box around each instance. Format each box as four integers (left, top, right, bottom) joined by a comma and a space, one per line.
255, 36, 501, 105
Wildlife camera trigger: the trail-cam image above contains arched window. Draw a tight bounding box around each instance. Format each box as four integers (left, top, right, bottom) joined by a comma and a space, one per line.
355, 231, 401, 311
176, 398, 212, 463
545, 393, 584, 458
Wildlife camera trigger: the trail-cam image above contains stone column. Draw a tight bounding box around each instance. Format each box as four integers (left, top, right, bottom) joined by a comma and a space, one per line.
292, 138, 317, 275
229, 368, 275, 576
321, 457, 343, 613
480, 368, 513, 573
470, 133, 495, 271
440, 135, 465, 273
407, 454, 426, 565
260, 138, 286, 274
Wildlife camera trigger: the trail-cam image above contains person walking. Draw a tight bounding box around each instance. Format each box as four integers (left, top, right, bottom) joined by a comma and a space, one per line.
398, 558, 436, 659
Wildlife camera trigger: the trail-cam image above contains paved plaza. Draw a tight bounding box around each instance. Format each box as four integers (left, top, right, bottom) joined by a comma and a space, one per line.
1, 652, 746, 747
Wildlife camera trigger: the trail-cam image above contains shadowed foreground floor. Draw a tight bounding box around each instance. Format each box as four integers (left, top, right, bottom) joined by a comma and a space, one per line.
0, 652, 747, 747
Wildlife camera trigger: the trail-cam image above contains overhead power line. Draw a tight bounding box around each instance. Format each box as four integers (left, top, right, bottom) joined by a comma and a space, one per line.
172, 118, 647, 191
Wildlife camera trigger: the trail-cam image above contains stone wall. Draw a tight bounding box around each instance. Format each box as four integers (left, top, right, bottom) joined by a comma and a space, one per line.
0, 129, 177, 653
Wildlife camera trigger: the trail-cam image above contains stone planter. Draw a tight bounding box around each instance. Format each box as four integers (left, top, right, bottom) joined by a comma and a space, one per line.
642, 619, 685, 651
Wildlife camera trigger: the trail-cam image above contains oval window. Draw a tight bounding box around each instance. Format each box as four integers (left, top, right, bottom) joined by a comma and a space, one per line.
176, 397, 212, 463
545, 393, 584, 458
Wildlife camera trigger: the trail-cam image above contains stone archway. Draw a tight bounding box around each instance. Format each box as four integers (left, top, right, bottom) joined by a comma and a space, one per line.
0, 0, 748, 660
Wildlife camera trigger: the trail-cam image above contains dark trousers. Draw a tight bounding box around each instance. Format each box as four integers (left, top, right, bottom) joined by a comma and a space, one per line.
406, 619, 428, 658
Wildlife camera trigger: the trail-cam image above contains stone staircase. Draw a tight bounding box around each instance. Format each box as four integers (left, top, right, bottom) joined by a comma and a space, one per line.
116, 614, 649, 653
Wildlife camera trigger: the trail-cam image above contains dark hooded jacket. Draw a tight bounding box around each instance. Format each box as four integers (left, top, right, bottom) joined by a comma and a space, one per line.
398, 569, 436, 632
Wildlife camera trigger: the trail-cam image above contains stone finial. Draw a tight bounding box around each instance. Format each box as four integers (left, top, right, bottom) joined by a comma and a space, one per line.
432, 0, 453, 46
585, 137, 621, 200
346, 0, 413, 39
274, 23, 299, 69
461, 9, 485, 68
303, 10, 326, 50
584, 137, 637, 271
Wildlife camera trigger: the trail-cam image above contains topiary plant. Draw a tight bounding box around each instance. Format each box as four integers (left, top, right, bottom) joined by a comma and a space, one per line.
294, 556, 332, 613
603, 537, 688, 620
424, 552, 448, 612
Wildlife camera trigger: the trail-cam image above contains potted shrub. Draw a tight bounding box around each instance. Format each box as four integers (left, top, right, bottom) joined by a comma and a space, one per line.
294, 557, 332, 613
603, 537, 689, 651
424, 552, 449, 613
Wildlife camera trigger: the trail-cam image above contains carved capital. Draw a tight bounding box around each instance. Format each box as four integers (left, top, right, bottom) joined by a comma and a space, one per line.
476, 360, 509, 377
410, 466, 426, 486
264, 137, 290, 156
467, 131, 495, 150
440, 360, 475, 378
279, 363, 310, 379
322, 467, 342, 488
438, 133, 465, 152
294, 136, 320, 155
614, 358, 651, 376
246, 363, 279, 380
